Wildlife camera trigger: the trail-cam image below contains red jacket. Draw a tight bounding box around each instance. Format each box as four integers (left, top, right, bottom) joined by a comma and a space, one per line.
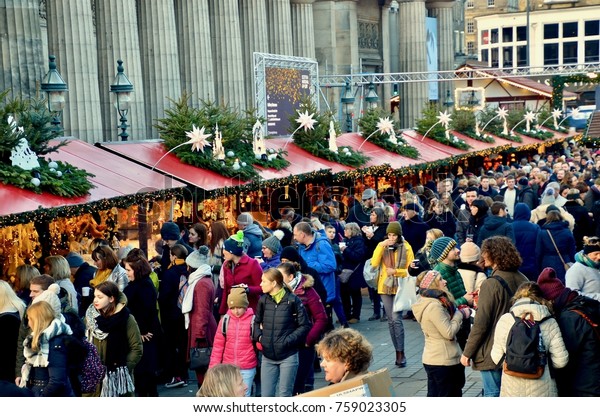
187, 275, 217, 359
209, 308, 258, 370
293, 275, 328, 347
219, 254, 263, 315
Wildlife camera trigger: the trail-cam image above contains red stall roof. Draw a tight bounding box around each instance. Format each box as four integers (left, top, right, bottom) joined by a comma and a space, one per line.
0, 139, 186, 217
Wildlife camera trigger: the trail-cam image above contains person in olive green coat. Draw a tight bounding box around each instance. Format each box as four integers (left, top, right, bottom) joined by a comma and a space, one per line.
84, 281, 142, 397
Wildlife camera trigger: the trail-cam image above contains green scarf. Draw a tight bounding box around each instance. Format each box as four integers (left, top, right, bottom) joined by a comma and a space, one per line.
575, 250, 600, 269
434, 262, 468, 306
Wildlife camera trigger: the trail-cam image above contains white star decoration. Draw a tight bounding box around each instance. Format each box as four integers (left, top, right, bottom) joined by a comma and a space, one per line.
295, 111, 317, 131
376, 117, 395, 135
496, 107, 509, 119
524, 111, 537, 131
437, 111, 452, 128
185, 125, 212, 153
570, 108, 580, 118
551, 108, 562, 119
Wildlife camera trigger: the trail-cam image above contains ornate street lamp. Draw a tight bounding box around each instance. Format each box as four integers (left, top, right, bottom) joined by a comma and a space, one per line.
341, 82, 355, 133
40, 55, 68, 133
110, 59, 134, 141
365, 82, 379, 109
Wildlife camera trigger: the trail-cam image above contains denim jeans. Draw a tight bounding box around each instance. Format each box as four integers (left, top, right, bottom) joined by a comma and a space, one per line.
240, 368, 256, 397
381, 293, 404, 352
260, 353, 299, 397
480, 369, 502, 397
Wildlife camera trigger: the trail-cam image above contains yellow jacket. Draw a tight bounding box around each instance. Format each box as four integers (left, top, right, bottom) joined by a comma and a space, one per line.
371, 240, 414, 295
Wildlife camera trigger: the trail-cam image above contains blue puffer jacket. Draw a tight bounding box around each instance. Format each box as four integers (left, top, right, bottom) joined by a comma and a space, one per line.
536, 220, 576, 283
298, 233, 337, 302
242, 224, 264, 258
253, 289, 311, 361
512, 203, 540, 281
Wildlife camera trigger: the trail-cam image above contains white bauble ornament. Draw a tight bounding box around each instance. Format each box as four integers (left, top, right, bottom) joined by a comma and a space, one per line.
31, 178, 41, 187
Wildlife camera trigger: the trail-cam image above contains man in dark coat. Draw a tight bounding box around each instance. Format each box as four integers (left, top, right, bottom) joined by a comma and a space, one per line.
516, 177, 537, 210
512, 203, 540, 281
476, 202, 515, 247
345, 188, 376, 228
399, 203, 429, 253
538, 267, 600, 396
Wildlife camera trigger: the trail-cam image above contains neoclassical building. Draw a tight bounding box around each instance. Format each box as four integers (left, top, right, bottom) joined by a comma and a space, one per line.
1, 0, 459, 142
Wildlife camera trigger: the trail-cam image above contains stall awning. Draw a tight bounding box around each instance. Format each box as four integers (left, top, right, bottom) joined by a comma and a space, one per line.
97, 141, 252, 191
0, 139, 186, 218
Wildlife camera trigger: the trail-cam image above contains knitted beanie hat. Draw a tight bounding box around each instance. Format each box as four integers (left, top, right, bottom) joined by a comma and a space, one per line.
160, 221, 180, 241
227, 287, 249, 309
186, 246, 210, 269
386, 221, 402, 236
237, 212, 254, 227
262, 235, 282, 254
31, 283, 62, 318
584, 237, 600, 255
537, 267, 566, 301
65, 252, 84, 268
224, 231, 244, 256
429, 237, 456, 264
459, 242, 480, 263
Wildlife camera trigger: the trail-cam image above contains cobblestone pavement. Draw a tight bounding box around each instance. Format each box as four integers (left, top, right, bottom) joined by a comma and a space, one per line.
157, 292, 483, 397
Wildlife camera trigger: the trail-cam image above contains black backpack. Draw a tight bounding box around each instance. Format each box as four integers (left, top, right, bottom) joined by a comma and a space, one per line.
503, 312, 549, 379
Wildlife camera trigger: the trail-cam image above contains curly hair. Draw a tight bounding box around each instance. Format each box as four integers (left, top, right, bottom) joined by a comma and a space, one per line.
316, 328, 372, 376
481, 236, 522, 271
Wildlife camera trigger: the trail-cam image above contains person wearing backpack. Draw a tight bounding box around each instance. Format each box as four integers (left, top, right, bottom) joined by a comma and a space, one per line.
208, 287, 257, 397
491, 282, 569, 396
460, 236, 529, 397
538, 267, 600, 396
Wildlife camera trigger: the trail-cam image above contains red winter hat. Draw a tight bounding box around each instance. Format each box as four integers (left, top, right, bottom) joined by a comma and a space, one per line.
537, 267, 566, 301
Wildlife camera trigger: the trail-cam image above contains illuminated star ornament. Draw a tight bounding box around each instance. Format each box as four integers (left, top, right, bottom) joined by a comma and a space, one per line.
186, 125, 212, 153
295, 110, 317, 132
437, 111, 452, 128
376, 117, 395, 135
497, 107, 509, 135
551, 108, 562, 129
524, 111, 537, 132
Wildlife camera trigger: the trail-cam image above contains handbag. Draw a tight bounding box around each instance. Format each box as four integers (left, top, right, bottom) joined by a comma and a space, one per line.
339, 266, 358, 284
189, 341, 212, 370
393, 275, 417, 312
363, 258, 380, 289
546, 230, 573, 271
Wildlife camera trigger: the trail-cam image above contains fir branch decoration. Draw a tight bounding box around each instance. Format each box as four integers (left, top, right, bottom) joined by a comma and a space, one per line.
0, 90, 93, 197
478, 107, 522, 143
415, 104, 470, 150
357, 108, 420, 158
290, 97, 369, 168
450, 109, 495, 144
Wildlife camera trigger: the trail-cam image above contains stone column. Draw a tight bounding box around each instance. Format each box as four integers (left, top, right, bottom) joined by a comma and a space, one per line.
334, 0, 359, 75
267, 0, 293, 55
137, 0, 181, 139
46, 0, 102, 142
240, 0, 269, 109
0, 0, 44, 100
291, 0, 315, 59
428, 0, 455, 104
95, 0, 145, 142
313, 1, 338, 112
398, 0, 428, 129
209, 0, 245, 110
175, 0, 215, 107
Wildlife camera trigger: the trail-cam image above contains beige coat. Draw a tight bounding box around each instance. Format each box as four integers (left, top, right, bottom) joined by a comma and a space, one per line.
412, 295, 463, 366
529, 204, 574, 231
491, 298, 569, 397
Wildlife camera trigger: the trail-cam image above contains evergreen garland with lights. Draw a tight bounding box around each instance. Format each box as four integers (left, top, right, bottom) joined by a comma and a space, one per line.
154, 94, 289, 181
290, 97, 370, 168
451, 109, 495, 143
357, 108, 420, 158
0, 90, 94, 197
415, 104, 470, 150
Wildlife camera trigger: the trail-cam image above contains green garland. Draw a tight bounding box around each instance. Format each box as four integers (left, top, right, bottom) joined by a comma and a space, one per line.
357, 108, 420, 159
415, 104, 470, 150
0, 90, 94, 197
0, 187, 183, 227
154, 95, 289, 181
291, 97, 370, 168
450, 109, 494, 144
512, 127, 554, 141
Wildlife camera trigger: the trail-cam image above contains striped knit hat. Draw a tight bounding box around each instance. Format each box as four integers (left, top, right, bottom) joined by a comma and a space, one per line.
429, 237, 456, 265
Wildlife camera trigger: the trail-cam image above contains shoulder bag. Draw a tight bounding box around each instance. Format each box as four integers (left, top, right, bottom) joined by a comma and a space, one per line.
363, 258, 380, 289
546, 230, 573, 271
189, 339, 212, 370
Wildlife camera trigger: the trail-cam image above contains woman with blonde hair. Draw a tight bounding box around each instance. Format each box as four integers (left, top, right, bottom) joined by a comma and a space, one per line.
196, 364, 246, 397
412, 270, 469, 396
21, 301, 74, 396
0, 281, 27, 382
14, 264, 40, 305
44, 255, 78, 314
408, 228, 444, 277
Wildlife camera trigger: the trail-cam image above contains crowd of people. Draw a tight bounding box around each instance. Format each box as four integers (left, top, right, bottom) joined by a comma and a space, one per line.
1, 140, 600, 397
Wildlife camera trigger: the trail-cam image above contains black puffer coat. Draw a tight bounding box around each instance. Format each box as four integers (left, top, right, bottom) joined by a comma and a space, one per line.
253, 289, 311, 361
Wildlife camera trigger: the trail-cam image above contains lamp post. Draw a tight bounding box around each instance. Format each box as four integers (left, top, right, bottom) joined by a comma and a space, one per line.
40, 55, 68, 134
110, 59, 134, 141
341, 82, 355, 132
443, 89, 454, 110
365, 82, 379, 109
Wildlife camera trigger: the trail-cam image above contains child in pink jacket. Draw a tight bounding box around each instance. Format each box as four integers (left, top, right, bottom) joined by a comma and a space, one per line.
209, 287, 258, 396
